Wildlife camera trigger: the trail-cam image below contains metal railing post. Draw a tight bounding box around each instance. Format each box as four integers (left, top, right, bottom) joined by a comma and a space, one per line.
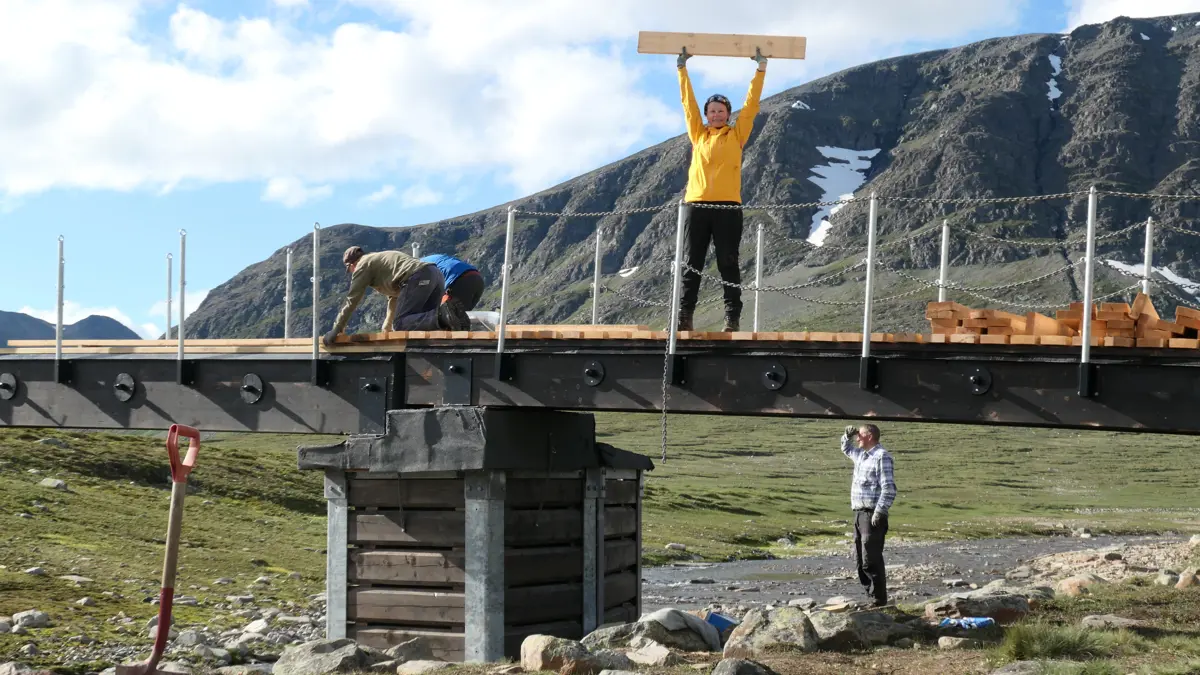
312, 224, 320, 358
1079, 187, 1099, 397
938, 219, 950, 303
664, 200, 688, 386
412, 242, 421, 258
178, 230, 186, 357
592, 227, 603, 325
284, 248, 293, 339
166, 253, 173, 339
1142, 217, 1154, 297
667, 201, 686, 354
859, 194, 878, 391
753, 223, 764, 332
177, 229, 189, 384
55, 236, 64, 378
495, 207, 516, 377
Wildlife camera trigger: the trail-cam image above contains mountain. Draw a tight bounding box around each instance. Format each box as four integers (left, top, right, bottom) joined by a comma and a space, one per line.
186, 12, 1200, 338
0, 311, 141, 345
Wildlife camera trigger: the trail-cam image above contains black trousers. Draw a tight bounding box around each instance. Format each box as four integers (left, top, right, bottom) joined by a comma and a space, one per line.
854, 509, 888, 604
679, 202, 744, 315
447, 270, 485, 311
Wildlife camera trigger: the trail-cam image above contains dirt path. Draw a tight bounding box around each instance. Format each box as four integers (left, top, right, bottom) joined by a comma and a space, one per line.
642, 533, 1183, 612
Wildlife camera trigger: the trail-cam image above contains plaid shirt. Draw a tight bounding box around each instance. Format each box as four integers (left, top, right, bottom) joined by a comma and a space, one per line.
841, 434, 897, 515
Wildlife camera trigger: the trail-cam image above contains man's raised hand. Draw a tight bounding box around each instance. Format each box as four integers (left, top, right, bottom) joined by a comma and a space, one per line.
752, 47, 767, 69
844, 424, 858, 438
678, 47, 691, 69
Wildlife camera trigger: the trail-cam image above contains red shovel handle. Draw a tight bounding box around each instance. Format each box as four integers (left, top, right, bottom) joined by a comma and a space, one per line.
166, 424, 200, 483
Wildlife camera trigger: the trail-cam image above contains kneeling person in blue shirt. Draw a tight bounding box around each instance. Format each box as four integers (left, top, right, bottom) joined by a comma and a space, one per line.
421, 253, 486, 313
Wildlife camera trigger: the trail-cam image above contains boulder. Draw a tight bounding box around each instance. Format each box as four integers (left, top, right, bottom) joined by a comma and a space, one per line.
722, 607, 818, 659
38, 478, 67, 490
520, 635, 592, 673
1004, 566, 1034, 581
1175, 567, 1198, 590
938, 636, 980, 649
1081, 614, 1148, 631
850, 611, 911, 646
384, 637, 434, 662
787, 598, 816, 610
11, 611, 49, 629
273, 638, 369, 675
590, 649, 635, 672
806, 610, 869, 652
1155, 572, 1179, 586
925, 592, 1030, 624
582, 608, 720, 652
711, 659, 781, 675
0, 664, 34, 675
1056, 573, 1106, 597
625, 639, 682, 667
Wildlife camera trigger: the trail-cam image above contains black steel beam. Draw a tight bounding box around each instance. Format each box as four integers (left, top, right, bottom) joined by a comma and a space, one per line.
3, 341, 1200, 434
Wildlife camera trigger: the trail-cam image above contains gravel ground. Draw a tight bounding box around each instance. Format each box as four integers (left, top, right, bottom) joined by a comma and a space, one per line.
642, 533, 1187, 612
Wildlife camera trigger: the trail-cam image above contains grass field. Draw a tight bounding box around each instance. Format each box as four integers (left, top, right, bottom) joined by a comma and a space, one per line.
1, 415, 1198, 671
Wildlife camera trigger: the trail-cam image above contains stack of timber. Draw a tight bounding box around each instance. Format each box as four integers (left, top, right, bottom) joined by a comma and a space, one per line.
926, 294, 1200, 348
343, 471, 640, 658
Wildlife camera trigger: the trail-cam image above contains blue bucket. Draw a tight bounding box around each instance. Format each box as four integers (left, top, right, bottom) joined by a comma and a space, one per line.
705, 612, 738, 634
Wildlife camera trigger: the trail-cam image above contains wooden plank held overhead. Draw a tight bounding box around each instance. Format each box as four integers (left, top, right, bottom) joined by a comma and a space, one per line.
637, 31, 806, 59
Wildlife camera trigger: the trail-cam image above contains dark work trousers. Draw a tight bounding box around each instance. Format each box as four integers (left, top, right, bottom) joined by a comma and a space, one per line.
679, 201, 744, 315
854, 509, 889, 604
390, 265, 445, 331
446, 270, 485, 311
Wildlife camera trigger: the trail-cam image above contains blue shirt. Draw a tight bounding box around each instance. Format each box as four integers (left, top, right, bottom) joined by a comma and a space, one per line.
420, 254, 477, 288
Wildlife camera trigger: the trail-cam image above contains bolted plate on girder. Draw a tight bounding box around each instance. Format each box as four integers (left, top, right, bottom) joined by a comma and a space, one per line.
113, 373, 136, 402
241, 373, 264, 405
0, 372, 16, 400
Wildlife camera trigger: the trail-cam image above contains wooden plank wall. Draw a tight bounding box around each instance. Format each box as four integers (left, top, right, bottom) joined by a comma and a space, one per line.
343, 470, 642, 660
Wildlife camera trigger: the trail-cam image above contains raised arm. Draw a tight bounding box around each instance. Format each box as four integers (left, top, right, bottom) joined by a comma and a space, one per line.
677, 49, 705, 144
382, 295, 398, 333
733, 53, 766, 146
841, 426, 863, 461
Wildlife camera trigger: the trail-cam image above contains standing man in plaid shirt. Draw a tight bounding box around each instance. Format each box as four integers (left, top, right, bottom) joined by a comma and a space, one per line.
841, 423, 897, 607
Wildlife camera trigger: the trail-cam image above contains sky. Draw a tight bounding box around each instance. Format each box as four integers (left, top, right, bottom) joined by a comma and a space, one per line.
1, 0, 1196, 338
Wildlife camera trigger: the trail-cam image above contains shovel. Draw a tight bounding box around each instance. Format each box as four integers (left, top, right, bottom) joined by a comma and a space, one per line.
116, 424, 201, 675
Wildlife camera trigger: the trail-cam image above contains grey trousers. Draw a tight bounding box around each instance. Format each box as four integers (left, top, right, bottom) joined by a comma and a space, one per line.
390, 265, 445, 331
854, 509, 888, 604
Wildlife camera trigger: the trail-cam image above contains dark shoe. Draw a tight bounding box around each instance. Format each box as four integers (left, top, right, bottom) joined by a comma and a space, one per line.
437, 300, 470, 331
676, 311, 694, 332
723, 310, 740, 332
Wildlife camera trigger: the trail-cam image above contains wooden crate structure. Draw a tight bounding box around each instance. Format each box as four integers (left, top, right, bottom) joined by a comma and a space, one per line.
301, 407, 652, 662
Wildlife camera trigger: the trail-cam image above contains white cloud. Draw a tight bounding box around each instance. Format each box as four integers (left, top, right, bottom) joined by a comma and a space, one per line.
147, 288, 212, 321
272, 0, 309, 7
362, 184, 396, 205
1066, 0, 1198, 29
140, 322, 162, 339
17, 300, 139, 333
262, 177, 333, 207
400, 184, 442, 208
0, 0, 1028, 199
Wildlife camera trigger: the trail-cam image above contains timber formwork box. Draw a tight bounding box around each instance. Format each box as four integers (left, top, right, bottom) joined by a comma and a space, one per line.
299, 407, 652, 663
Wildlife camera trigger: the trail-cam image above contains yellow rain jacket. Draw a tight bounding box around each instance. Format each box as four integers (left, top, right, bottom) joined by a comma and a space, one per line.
679, 66, 765, 204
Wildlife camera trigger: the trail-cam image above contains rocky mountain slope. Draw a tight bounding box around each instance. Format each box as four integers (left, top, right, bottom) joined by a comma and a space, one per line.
0, 311, 140, 345
185, 12, 1200, 337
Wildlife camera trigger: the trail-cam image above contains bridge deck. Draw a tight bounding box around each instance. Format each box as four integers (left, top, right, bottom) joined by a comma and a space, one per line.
2, 334, 1199, 436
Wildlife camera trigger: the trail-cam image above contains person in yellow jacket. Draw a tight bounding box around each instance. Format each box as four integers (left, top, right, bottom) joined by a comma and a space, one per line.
676, 46, 766, 332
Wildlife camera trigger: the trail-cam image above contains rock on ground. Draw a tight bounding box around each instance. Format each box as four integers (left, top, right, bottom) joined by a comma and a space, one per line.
273, 638, 372, 675
11, 611, 49, 629
807, 610, 870, 652
1056, 572, 1106, 597
1176, 567, 1198, 589
384, 637, 434, 662
520, 635, 592, 673
722, 607, 819, 659
1081, 614, 1148, 630
625, 640, 682, 667
925, 591, 1030, 624
711, 659, 781, 675
582, 609, 718, 653
938, 636, 981, 650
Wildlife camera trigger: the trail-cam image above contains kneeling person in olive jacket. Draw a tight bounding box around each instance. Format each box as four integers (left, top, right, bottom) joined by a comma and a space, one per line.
321, 246, 470, 346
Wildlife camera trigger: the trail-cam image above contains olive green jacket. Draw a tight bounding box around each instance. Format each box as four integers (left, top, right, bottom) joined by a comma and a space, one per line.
331, 251, 431, 334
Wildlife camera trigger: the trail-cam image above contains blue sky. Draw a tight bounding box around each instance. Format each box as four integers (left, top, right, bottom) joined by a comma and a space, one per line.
0, 0, 1188, 338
